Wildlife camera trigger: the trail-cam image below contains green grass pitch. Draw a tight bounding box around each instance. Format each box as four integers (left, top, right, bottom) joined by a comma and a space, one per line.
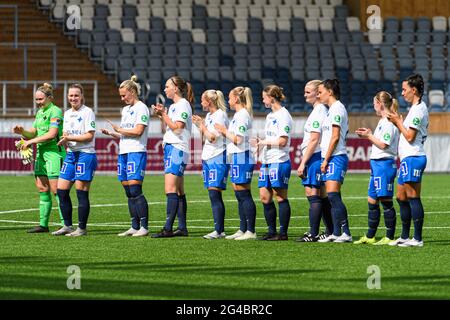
0, 173, 449, 300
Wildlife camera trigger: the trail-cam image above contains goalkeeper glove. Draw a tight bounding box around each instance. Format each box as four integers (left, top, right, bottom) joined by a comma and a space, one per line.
15, 138, 34, 165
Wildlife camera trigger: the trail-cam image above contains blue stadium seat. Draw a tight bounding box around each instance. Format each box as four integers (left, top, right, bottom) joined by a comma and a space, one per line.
192, 56, 206, 68
384, 31, 398, 44
335, 5, 348, 18
291, 18, 305, 32
400, 31, 415, 44
177, 56, 190, 67
123, 4, 137, 18
432, 31, 447, 44
417, 17, 431, 31
122, 17, 136, 29
384, 17, 399, 32
401, 17, 415, 31
95, 5, 109, 18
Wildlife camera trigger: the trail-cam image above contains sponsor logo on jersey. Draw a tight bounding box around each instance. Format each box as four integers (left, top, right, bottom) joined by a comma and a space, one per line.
313, 121, 320, 128
91, 121, 96, 128
239, 126, 247, 133
413, 117, 421, 126
383, 133, 391, 141
141, 115, 148, 123
284, 126, 290, 133
334, 115, 341, 123
181, 112, 188, 120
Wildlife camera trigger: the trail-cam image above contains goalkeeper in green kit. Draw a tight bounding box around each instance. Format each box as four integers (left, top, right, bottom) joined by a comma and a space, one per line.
12, 83, 66, 233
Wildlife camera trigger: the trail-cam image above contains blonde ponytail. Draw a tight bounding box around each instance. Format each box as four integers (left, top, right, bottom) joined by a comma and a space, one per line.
391, 98, 399, 114
37, 82, 54, 98
231, 86, 253, 117
203, 89, 227, 112
120, 75, 141, 97
375, 91, 398, 114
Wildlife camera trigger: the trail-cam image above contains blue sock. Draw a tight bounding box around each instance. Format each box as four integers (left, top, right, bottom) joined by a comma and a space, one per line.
208, 190, 225, 233
124, 185, 139, 230
164, 193, 179, 231
321, 197, 333, 235
177, 194, 187, 231
56, 189, 72, 227
307, 196, 322, 237
367, 203, 380, 238
235, 190, 256, 233
76, 190, 90, 229
409, 197, 424, 241
278, 199, 291, 236
129, 184, 149, 230
382, 201, 396, 239
234, 190, 247, 232
397, 198, 411, 239
328, 192, 350, 236
263, 202, 277, 235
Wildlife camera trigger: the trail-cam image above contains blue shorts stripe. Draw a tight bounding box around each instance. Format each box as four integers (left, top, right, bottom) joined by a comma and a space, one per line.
322, 154, 349, 184
118, 152, 147, 181
59, 152, 97, 182
164, 144, 188, 177
398, 156, 427, 185
258, 160, 291, 189
301, 152, 322, 188
368, 158, 397, 199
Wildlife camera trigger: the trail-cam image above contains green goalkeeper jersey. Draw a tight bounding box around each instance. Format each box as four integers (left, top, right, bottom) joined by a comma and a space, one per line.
32, 102, 65, 153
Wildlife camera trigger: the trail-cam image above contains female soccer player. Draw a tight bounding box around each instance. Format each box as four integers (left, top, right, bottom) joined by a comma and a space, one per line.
256, 85, 293, 241
52, 84, 97, 237
387, 74, 429, 247
13, 83, 66, 233
354, 91, 400, 245
102, 75, 150, 237
215, 87, 257, 241
317, 79, 352, 243
192, 90, 229, 239
296, 80, 333, 242
151, 75, 194, 238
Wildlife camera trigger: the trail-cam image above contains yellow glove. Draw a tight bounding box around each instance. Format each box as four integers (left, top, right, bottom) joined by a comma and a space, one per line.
15, 138, 34, 165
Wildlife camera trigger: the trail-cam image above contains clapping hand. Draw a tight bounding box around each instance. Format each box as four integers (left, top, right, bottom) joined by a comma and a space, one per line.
355, 127, 372, 138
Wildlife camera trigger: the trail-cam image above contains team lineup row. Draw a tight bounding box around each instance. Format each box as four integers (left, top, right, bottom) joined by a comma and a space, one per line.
12, 73, 429, 246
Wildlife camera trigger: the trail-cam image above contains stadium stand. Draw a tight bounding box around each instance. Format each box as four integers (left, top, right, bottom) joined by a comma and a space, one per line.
2, 0, 450, 114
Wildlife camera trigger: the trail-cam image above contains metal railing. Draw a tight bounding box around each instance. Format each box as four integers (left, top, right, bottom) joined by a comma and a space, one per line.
1, 80, 98, 115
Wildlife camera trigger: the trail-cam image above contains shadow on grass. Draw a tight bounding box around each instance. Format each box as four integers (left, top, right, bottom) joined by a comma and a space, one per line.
0, 271, 445, 300
423, 240, 450, 245
2, 256, 449, 299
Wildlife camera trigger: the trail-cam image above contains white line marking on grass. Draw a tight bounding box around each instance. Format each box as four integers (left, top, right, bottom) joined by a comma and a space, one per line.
1, 221, 450, 230
2, 198, 449, 216
2, 218, 450, 231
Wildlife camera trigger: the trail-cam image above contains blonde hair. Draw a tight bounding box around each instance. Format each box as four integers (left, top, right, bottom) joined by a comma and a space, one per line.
305, 80, 322, 91
263, 84, 286, 102
231, 86, 253, 117
120, 75, 141, 97
203, 89, 227, 112
375, 91, 399, 114
37, 82, 54, 98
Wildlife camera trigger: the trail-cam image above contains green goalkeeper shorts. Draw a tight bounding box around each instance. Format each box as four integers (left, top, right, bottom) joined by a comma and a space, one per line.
34, 149, 65, 179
